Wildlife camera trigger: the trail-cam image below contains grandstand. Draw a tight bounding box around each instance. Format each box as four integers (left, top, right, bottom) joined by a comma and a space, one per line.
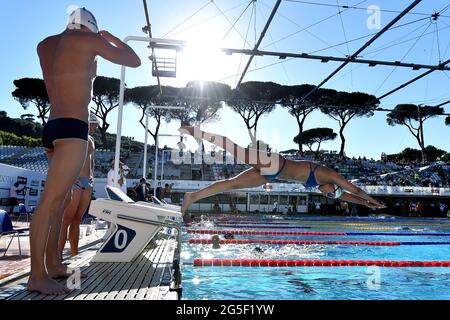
1, 145, 449, 189
1, 146, 48, 174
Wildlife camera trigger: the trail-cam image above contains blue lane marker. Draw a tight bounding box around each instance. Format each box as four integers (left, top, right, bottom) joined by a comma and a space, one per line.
346, 232, 450, 236
401, 242, 450, 245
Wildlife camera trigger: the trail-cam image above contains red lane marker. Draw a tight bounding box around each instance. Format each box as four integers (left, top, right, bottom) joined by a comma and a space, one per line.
187, 229, 346, 236
188, 239, 401, 246
193, 259, 450, 267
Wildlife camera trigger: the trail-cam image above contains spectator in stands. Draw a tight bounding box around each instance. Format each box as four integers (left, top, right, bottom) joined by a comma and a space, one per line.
161, 183, 173, 203
292, 197, 298, 213
409, 202, 416, 216
350, 203, 358, 216
416, 202, 422, 217
341, 201, 350, 215
308, 199, 315, 214
179, 127, 385, 215
155, 186, 163, 201
272, 201, 278, 213
134, 178, 150, 202
59, 114, 98, 259
9, 182, 26, 215
440, 202, 447, 216
315, 201, 322, 215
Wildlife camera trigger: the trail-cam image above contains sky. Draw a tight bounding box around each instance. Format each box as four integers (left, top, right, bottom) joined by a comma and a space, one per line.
0, 0, 449, 159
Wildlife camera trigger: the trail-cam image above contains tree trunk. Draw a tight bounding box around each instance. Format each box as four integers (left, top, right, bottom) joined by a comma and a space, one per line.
315, 141, 322, 159
339, 126, 346, 156
297, 127, 304, 155
297, 116, 306, 156
419, 120, 425, 163
100, 126, 108, 149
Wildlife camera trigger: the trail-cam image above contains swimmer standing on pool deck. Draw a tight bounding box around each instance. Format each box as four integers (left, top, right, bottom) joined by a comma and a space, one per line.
29, 7, 140, 295
178, 127, 386, 215
58, 113, 99, 259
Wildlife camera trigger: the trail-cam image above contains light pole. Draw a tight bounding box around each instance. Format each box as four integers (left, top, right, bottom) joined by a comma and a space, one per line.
154, 133, 183, 198
142, 106, 185, 180
160, 149, 171, 182
142, 108, 150, 179
113, 35, 185, 188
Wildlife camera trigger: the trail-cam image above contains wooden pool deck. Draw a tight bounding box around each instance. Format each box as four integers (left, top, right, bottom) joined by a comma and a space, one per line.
0, 231, 181, 300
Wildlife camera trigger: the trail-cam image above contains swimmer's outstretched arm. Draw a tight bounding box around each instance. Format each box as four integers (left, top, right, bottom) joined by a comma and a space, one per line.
339, 192, 384, 209
319, 183, 385, 209
326, 172, 385, 208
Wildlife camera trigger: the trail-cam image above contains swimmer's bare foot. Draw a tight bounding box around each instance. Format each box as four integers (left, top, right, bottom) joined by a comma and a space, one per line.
27, 276, 70, 295
181, 192, 195, 215
47, 264, 87, 279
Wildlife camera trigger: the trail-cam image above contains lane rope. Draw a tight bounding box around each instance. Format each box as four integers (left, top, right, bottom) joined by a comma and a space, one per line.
193, 259, 450, 267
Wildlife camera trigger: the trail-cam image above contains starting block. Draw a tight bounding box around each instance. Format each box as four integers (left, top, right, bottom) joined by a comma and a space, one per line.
89, 186, 182, 263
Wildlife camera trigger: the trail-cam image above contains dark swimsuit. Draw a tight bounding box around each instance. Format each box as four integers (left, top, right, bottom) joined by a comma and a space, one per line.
303, 163, 320, 188
42, 118, 88, 149
303, 162, 344, 198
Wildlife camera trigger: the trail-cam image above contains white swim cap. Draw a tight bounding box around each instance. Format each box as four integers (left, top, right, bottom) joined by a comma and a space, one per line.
67, 7, 99, 33
89, 113, 100, 124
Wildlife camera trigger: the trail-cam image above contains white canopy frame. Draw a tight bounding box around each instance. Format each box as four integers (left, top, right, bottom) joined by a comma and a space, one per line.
113, 36, 185, 191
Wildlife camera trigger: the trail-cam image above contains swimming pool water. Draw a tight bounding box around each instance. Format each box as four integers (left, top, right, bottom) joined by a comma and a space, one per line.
180, 215, 450, 300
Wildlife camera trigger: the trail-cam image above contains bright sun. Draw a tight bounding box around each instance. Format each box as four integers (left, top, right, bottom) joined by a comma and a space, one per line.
175, 30, 241, 84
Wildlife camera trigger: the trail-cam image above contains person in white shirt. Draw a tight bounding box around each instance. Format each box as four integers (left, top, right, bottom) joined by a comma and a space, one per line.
9, 182, 26, 214
107, 161, 128, 194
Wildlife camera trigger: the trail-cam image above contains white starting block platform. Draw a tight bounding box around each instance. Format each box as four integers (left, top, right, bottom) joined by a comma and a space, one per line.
0, 186, 183, 300
90, 187, 181, 263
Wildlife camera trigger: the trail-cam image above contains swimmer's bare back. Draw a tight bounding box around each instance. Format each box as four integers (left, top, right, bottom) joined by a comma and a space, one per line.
38, 29, 141, 122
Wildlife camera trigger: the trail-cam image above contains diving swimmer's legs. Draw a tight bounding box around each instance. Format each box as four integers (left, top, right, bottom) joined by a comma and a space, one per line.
182, 168, 267, 214
28, 139, 87, 295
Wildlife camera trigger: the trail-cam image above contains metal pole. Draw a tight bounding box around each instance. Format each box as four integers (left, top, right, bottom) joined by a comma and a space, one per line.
161, 150, 165, 182
153, 137, 159, 198
142, 111, 149, 179
114, 64, 127, 188
377, 58, 450, 101
143, 0, 162, 95
114, 36, 185, 192
236, 0, 282, 87
220, 48, 450, 71
299, 0, 423, 103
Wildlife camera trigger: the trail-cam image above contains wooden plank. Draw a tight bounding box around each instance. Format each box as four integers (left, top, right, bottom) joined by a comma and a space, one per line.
73, 262, 127, 300
155, 239, 179, 300
114, 235, 164, 300
63, 262, 121, 300
139, 235, 173, 299
80, 233, 165, 300
6, 230, 181, 301
133, 233, 169, 300
148, 238, 177, 300
99, 236, 163, 300
9, 245, 100, 300
47, 253, 112, 301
